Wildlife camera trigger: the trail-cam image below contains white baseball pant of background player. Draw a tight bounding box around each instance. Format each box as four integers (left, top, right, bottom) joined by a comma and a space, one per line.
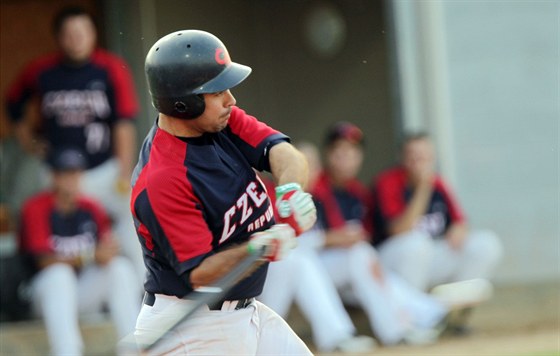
30, 257, 141, 355
259, 228, 373, 352
318, 239, 449, 345
79, 158, 146, 286
134, 294, 312, 355
378, 230, 503, 291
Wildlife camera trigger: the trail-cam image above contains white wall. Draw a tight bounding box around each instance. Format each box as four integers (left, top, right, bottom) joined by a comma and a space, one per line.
393, 0, 559, 283
444, 0, 559, 283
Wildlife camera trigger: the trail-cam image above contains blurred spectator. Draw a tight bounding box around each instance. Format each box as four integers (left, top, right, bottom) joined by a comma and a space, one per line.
4, 5, 145, 284
259, 143, 377, 354
18, 147, 140, 356
369, 132, 503, 291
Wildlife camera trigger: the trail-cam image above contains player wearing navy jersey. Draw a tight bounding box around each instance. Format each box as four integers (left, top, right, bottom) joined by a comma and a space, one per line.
19, 148, 140, 356
370, 133, 503, 291
130, 30, 316, 355
5, 6, 145, 284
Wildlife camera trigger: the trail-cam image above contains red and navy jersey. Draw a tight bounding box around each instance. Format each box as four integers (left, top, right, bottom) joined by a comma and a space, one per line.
311, 171, 371, 231
370, 166, 465, 246
130, 106, 288, 299
19, 191, 110, 268
5, 49, 139, 168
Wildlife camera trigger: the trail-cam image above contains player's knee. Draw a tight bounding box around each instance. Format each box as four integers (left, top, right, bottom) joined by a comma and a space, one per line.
397, 231, 434, 264
467, 230, 504, 265
35, 263, 77, 292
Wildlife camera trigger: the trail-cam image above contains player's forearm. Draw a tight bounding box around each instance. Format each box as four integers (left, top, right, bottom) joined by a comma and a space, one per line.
268, 142, 309, 189
388, 181, 433, 236
189, 244, 261, 289
113, 120, 136, 180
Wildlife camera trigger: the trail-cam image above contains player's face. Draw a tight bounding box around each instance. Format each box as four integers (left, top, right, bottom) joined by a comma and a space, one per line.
52, 170, 82, 200
402, 138, 435, 175
57, 15, 97, 63
191, 90, 236, 134
326, 140, 363, 182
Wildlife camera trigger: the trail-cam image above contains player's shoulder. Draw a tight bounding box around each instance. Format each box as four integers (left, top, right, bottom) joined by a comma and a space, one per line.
22, 52, 64, 75
22, 191, 55, 213
374, 166, 405, 186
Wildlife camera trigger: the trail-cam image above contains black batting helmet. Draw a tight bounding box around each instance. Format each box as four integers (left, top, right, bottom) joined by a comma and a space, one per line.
145, 30, 252, 119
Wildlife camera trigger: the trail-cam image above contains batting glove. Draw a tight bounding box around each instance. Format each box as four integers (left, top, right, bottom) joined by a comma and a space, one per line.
247, 224, 296, 262
275, 183, 317, 235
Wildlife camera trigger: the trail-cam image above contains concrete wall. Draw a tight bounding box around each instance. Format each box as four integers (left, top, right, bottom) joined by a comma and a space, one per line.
445, 0, 559, 283
393, 0, 559, 283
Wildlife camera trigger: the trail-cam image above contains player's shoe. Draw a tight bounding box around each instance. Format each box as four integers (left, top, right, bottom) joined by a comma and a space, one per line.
430, 278, 494, 310
402, 327, 442, 346
334, 335, 377, 354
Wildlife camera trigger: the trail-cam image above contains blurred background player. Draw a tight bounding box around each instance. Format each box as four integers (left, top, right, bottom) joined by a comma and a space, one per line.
18, 147, 140, 356
4, 5, 145, 285
369, 132, 503, 331
259, 142, 377, 354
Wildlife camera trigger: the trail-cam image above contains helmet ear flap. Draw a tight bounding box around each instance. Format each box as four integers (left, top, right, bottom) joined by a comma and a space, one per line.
153, 94, 205, 120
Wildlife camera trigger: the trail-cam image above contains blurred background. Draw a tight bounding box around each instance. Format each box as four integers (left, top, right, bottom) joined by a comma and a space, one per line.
1, 0, 558, 354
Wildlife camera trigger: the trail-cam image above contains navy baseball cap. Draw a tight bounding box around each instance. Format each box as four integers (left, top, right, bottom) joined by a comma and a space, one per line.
324, 121, 364, 147
47, 148, 88, 171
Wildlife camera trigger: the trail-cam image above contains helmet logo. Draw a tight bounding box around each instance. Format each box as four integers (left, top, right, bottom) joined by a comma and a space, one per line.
215, 48, 231, 66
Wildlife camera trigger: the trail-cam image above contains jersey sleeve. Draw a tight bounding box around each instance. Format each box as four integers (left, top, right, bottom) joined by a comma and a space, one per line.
4, 57, 47, 122
96, 50, 139, 120
226, 106, 289, 171
375, 170, 408, 220
145, 169, 214, 275
435, 177, 466, 223
19, 194, 54, 255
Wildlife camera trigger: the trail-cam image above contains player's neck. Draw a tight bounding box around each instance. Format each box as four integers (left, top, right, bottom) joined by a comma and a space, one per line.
158, 113, 202, 138
54, 191, 78, 215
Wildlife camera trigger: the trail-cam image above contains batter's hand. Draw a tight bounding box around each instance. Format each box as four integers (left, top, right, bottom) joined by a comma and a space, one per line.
275, 183, 317, 235
247, 224, 296, 262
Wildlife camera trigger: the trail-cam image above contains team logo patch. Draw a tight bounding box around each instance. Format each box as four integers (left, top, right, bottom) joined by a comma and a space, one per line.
215, 48, 231, 65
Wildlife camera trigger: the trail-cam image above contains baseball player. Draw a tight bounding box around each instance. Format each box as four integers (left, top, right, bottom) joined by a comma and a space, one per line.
19, 148, 140, 356
369, 132, 502, 332
370, 133, 503, 291
130, 30, 316, 355
5, 6, 145, 284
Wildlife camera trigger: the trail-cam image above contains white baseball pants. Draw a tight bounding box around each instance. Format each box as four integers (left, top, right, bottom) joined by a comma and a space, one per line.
378, 230, 503, 291
133, 294, 312, 355
319, 241, 448, 345
31, 258, 141, 356
79, 158, 146, 286
259, 231, 358, 352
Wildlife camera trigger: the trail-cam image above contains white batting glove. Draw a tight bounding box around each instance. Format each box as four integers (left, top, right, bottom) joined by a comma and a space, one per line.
247, 224, 296, 262
275, 183, 317, 235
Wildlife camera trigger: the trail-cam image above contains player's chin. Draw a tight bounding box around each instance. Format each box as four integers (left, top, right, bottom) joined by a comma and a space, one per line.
212, 122, 228, 132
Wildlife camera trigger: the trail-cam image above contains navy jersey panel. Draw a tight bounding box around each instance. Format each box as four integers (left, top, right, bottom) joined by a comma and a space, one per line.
131, 108, 286, 299
315, 189, 365, 229
402, 187, 452, 238
5, 50, 138, 168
